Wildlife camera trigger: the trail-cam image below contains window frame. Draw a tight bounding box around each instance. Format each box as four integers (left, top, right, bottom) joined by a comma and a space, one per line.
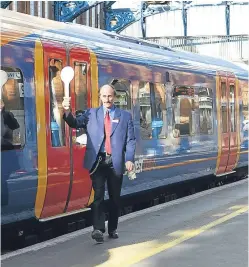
1, 66, 26, 150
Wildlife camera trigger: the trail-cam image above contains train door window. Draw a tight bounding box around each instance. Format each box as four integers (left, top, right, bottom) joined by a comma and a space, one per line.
241, 81, 248, 130
172, 86, 195, 136
198, 87, 214, 134
49, 59, 65, 147
139, 82, 166, 139
111, 79, 131, 111
229, 84, 236, 132
74, 62, 88, 144
221, 82, 228, 133
1, 67, 25, 150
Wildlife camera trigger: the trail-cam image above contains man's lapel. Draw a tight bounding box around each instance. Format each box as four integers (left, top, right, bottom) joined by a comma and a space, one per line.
97, 106, 104, 133
111, 108, 121, 136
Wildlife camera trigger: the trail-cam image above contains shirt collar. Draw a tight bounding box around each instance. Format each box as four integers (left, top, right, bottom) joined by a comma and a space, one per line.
103, 105, 115, 114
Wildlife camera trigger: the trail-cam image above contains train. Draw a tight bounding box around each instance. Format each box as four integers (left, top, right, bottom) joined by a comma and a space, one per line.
1, 9, 248, 228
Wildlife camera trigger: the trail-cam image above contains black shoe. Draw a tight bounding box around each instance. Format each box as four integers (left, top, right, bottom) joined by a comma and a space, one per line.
108, 230, 119, 239
91, 230, 104, 244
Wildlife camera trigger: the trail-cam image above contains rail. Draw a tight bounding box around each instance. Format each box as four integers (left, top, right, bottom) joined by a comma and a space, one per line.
145, 35, 249, 63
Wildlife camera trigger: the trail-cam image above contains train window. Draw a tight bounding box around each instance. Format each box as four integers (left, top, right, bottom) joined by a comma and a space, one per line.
153, 83, 167, 139
221, 82, 228, 133
112, 79, 131, 111
172, 86, 195, 136
74, 62, 88, 145
229, 84, 236, 132
198, 88, 214, 135
49, 59, 65, 147
1, 67, 25, 151
139, 82, 166, 139
139, 82, 152, 139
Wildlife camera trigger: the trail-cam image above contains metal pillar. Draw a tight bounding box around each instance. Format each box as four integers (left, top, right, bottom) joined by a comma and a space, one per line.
225, 1, 230, 36
182, 1, 188, 37
141, 2, 147, 38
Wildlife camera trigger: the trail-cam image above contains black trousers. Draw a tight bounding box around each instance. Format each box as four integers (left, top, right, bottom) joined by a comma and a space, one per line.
90, 154, 123, 233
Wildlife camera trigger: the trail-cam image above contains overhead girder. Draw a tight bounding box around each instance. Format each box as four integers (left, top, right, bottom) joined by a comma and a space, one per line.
54, 1, 103, 22
1, 1, 12, 8
105, 1, 171, 33
105, 1, 248, 35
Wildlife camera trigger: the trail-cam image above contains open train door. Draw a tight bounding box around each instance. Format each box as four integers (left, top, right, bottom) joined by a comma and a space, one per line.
64, 47, 95, 213
215, 71, 240, 176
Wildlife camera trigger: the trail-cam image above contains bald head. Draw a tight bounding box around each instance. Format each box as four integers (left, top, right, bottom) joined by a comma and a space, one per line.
99, 84, 115, 109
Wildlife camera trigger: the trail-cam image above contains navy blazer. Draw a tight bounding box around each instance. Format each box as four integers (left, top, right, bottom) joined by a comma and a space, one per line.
63, 106, 136, 175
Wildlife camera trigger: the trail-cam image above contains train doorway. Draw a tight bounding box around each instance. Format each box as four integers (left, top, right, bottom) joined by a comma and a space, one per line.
64, 47, 93, 213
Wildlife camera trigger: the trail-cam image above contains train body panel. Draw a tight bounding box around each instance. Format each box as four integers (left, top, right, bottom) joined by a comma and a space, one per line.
1, 37, 38, 225
1, 9, 248, 226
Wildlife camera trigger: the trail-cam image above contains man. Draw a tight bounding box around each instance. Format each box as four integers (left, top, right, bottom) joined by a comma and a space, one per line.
1, 99, 20, 151
62, 84, 136, 243
1, 99, 20, 206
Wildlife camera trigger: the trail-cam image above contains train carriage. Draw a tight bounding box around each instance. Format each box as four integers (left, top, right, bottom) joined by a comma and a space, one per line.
1, 9, 248, 227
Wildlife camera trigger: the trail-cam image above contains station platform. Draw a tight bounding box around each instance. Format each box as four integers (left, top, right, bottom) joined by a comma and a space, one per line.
2, 179, 248, 267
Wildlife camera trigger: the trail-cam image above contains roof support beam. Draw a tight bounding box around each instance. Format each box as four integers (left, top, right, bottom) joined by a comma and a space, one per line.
1, 1, 12, 8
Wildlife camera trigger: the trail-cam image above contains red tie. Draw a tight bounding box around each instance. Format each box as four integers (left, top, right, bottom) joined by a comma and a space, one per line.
104, 111, 112, 154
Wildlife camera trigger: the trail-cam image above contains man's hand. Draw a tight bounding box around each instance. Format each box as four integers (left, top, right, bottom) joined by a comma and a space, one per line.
62, 97, 71, 111
125, 161, 134, 172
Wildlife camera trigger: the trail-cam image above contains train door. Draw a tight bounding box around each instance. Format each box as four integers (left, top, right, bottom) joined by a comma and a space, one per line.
65, 47, 92, 212
40, 41, 71, 218
215, 71, 240, 176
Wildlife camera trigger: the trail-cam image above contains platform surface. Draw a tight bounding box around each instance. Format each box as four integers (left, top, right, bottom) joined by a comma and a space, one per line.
2, 179, 248, 267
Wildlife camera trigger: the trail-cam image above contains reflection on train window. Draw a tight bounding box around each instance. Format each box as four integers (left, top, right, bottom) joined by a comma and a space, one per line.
172, 86, 194, 136
139, 82, 166, 139
198, 88, 213, 135
49, 59, 65, 147
229, 84, 236, 132
153, 83, 166, 138
112, 79, 131, 111
172, 86, 214, 136
1, 67, 25, 151
74, 62, 88, 145
221, 82, 228, 133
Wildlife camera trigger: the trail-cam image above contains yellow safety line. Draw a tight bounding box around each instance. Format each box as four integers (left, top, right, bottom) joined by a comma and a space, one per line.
96, 206, 248, 267
90, 50, 99, 108
34, 40, 48, 219
143, 156, 217, 171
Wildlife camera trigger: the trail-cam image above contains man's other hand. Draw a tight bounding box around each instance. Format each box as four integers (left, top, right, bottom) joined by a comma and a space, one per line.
125, 161, 134, 172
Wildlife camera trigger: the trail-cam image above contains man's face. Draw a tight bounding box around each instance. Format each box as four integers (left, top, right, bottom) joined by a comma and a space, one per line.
100, 85, 115, 109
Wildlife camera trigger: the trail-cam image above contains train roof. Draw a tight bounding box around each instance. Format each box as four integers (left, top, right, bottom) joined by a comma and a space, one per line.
1, 9, 248, 80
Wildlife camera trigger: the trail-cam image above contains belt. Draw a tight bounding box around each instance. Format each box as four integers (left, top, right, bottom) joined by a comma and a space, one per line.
99, 152, 111, 157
